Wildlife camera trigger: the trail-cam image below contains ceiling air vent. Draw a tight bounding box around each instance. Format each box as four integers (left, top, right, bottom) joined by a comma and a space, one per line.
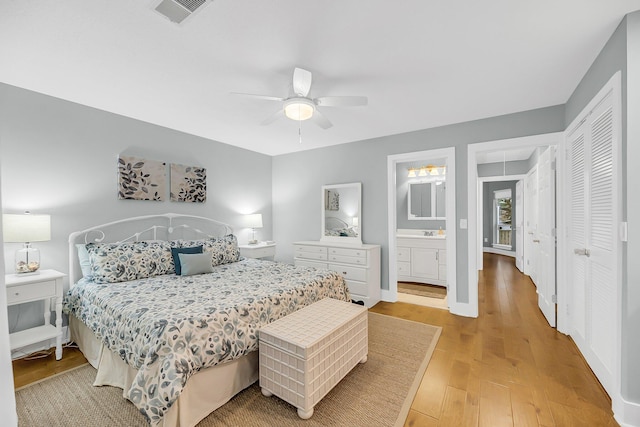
153, 0, 213, 24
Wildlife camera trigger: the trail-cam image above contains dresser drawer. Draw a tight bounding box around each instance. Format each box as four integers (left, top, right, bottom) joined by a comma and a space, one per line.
328, 264, 367, 282
294, 245, 328, 261
328, 254, 367, 266
327, 247, 368, 259
345, 280, 368, 297
296, 252, 328, 262
294, 245, 327, 255
397, 247, 410, 262
6, 280, 56, 305
295, 259, 329, 270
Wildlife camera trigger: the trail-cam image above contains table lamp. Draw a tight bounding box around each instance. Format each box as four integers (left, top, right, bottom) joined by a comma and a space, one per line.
2, 212, 51, 274
244, 213, 263, 245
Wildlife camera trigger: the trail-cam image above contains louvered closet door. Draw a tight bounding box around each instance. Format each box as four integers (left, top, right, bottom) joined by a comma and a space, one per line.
567, 90, 617, 396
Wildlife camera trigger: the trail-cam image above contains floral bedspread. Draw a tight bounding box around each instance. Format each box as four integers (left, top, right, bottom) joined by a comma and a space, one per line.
64, 258, 350, 425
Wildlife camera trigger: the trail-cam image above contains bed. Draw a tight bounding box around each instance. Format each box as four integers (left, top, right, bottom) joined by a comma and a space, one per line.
324, 217, 357, 237
63, 213, 351, 426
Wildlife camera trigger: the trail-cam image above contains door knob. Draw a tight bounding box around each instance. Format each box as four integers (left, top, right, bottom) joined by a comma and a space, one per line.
574, 248, 591, 257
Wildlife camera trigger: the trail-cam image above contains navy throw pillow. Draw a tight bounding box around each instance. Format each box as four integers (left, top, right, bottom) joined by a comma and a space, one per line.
171, 246, 203, 275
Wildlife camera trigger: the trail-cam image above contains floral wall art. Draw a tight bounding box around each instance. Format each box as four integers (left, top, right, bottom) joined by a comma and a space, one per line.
117, 155, 166, 201
170, 163, 207, 203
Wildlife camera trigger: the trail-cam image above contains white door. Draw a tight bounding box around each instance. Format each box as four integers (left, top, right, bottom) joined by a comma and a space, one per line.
566, 87, 619, 397
524, 166, 538, 281
515, 180, 524, 272
536, 147, 556, 327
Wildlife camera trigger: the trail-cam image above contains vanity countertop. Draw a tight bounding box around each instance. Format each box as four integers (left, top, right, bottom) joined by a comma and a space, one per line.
396, 229, 446, 239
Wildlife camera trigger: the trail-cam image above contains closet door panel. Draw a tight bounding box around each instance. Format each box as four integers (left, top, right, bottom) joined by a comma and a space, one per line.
569, 127, 587, 340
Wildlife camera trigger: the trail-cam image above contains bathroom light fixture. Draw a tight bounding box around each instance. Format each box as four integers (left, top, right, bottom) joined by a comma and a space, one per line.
284, 98, 314, 121
3, 212, 51, 274
407, 165, 447, 178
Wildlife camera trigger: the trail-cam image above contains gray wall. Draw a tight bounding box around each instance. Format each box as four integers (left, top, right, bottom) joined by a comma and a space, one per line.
564, 11, 639, 406
482, 181, 518, 249
272, 104, 565, 305
0, 166, 18, 424
0, 83, 273, 334
395, 162, 446, 231
625, 9, 640, 406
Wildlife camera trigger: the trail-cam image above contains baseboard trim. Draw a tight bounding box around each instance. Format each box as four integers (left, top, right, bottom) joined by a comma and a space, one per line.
381, 289, 396, 303
384, 290, 478, 318
483, 247, 516, 258
614, 394, 640, 427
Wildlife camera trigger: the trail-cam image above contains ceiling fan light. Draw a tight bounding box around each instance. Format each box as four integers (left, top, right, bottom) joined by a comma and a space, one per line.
284, 101, 314, 121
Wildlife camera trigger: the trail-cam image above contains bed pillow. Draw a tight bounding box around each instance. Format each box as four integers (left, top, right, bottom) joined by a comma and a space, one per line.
179, 234, 241, 267
86, 240, 174, 284
76, 243, 92, 278
171, 246, 203, 275
178, 252, 214, 276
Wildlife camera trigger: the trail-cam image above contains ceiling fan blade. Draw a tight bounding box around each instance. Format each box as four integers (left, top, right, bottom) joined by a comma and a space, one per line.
260, 109, 284, 126
315, 96, 368, 107
293, 67, 312, 97
311, 110, 333, 129
230, 92, 284, 102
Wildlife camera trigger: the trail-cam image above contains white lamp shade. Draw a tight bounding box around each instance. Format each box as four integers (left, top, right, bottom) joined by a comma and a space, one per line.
3, 214, 51, 243
244, 213, 263, 229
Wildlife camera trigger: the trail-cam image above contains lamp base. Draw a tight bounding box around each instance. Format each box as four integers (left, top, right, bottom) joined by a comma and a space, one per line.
14, 271, 41, 276
16, 244, 41, 274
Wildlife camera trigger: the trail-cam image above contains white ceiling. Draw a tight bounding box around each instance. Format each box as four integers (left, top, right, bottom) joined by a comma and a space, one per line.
1, 1, 638, 156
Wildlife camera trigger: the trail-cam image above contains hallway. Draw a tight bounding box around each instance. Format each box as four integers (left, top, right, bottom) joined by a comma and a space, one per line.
371, 253, 616, 426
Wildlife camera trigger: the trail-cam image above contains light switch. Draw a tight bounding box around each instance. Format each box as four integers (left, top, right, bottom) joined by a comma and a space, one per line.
460, 219, 467, 229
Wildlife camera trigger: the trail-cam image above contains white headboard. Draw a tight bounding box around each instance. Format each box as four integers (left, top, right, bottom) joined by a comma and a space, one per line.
68, 213, 233, 286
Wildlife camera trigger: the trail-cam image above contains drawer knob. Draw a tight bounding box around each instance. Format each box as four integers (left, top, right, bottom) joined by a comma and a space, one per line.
14, 292, 19, 296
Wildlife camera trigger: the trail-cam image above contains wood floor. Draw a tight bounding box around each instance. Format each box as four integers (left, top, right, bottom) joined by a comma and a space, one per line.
371, 253, 617, 427
12, 253, 616, 426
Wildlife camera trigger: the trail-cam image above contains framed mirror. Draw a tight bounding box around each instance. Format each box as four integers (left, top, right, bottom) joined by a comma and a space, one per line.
408, 181, 446, 220
321, 182, 362, 245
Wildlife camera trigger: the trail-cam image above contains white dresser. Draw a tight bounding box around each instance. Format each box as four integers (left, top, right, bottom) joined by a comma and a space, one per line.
293, 241, 381, 308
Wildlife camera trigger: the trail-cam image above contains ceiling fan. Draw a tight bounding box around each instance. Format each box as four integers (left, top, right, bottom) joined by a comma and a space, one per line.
231, 67, 368, 129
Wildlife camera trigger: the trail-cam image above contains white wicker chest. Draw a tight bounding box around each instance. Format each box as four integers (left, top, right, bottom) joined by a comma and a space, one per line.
258, 297, 368, 419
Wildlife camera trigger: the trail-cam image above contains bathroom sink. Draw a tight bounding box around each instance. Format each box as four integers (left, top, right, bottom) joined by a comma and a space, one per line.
396, 234, 445, 239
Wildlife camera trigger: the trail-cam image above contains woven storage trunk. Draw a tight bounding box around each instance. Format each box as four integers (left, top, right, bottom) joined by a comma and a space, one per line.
259, 298, 368, 418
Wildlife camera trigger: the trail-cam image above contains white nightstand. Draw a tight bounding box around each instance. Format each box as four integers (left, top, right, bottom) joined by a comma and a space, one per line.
5, 269, 66, 360
239, 242, 276, 259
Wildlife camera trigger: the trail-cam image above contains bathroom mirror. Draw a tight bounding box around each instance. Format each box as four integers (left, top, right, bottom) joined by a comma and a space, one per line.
408, 181, 446, 220
321, 182, 362, 245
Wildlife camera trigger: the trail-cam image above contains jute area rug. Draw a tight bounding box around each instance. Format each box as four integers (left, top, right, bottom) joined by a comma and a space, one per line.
16, 313, 440, 427
398, 282, 447, 299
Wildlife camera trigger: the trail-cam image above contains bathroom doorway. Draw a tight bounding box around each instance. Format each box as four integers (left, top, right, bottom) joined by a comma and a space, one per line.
385, 147, 457, 313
